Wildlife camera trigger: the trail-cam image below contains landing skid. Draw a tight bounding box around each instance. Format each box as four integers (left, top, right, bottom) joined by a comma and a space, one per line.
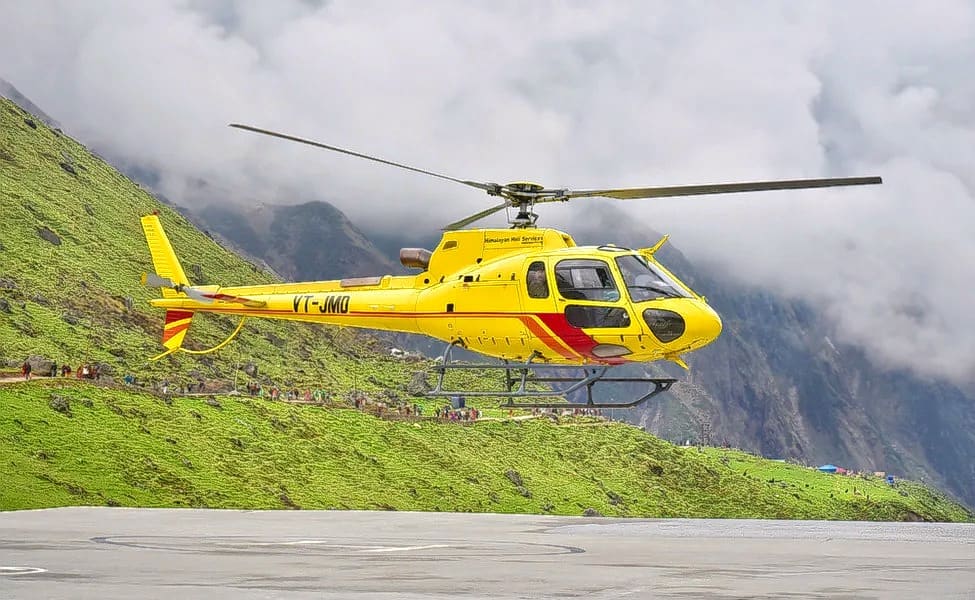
425, 342, 677, 409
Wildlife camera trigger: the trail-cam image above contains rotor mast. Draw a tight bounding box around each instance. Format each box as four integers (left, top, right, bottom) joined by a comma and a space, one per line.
499, 182, 547, 228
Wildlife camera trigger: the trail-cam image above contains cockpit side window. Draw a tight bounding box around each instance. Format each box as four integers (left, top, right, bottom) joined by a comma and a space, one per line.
565, 305, 630, 328
554, 259, 620, 302
526, 261, 549, 299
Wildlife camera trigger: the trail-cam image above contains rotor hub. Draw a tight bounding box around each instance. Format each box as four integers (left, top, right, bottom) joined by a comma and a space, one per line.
505, 181, 544, 193
501, 181, 545, 202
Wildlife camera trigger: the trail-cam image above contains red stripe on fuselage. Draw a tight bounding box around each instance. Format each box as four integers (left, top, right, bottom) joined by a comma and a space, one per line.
517, 316, 578, 361
534, 313, 602, 361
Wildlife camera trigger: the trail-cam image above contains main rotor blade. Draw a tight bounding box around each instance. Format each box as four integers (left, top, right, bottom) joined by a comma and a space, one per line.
558, 176, 883, 201
442, 201, 509, 231
230, 123, 495, 192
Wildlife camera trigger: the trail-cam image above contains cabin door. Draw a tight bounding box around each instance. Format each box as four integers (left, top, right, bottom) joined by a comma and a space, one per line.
519, 259, 564, 361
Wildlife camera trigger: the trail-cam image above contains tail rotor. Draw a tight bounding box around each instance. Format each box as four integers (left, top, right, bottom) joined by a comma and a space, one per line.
141, 272, 213, 304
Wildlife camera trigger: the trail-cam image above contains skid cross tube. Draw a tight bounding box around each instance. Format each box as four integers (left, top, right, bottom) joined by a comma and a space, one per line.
425, 341, 677, 409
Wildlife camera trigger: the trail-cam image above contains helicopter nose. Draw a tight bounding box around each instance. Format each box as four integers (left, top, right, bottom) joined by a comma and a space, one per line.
688, 301, 722, 348
642, 300, 721, 349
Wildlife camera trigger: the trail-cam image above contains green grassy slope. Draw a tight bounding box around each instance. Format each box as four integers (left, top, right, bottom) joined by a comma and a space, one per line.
0, 97, 414, 391
2, 380, 970, 521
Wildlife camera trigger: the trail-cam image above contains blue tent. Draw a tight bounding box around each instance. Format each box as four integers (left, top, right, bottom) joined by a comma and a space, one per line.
818, 464, 838, 473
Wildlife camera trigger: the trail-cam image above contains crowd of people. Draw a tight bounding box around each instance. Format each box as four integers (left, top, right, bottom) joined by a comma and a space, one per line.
15, 358, 606, 427
435, 406, 478, 421
241, 381, 331, 402
20, 360, 103, 380
530, 406, 603, 418
237, 381, 489, 423
158, 378, 206, 395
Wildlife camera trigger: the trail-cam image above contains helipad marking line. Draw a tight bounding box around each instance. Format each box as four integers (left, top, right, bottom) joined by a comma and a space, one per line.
0, 566, 48, 575
358, 544, 450, 553
254, 541, 365, 547
260, 540, 451, 552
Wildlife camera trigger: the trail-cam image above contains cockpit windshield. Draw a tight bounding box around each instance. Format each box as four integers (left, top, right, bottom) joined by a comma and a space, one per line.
615, 254, 692, 301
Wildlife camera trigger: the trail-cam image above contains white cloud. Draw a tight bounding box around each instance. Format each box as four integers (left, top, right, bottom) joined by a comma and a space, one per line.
2, 0, 973, 382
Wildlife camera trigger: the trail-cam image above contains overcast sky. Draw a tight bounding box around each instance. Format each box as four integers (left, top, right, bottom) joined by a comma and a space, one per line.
2, 0, 974, 383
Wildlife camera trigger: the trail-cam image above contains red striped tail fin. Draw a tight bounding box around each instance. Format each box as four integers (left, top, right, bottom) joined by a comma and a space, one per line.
154, 309, 195, 360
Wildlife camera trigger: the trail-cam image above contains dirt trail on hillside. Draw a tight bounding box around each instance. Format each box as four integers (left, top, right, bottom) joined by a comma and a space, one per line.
0, 375, 64, 385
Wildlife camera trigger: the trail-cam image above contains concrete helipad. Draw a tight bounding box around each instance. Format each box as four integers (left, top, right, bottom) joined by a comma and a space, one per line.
0, 508, 972, 598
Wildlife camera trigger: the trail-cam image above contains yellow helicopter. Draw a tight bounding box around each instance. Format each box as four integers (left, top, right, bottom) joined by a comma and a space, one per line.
141, 124, 881, 407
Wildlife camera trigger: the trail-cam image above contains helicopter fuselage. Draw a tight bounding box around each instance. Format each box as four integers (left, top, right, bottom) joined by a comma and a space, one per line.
151, 228, 721, 365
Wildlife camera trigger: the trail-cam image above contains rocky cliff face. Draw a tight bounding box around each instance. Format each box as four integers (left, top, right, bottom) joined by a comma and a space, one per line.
195, 201, 397, 282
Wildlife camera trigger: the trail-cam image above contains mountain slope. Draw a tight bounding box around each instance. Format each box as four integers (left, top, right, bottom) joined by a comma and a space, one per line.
0, 97, 408, 391
0, 78, 59, 128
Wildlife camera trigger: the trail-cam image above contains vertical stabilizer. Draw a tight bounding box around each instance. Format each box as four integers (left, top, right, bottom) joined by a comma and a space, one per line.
141, 214, 189, 299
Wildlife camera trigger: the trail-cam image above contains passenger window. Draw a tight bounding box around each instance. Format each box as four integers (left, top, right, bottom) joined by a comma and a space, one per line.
565, 306, 630, 328
526, 261, 549, 299
554, 259, 620, 302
